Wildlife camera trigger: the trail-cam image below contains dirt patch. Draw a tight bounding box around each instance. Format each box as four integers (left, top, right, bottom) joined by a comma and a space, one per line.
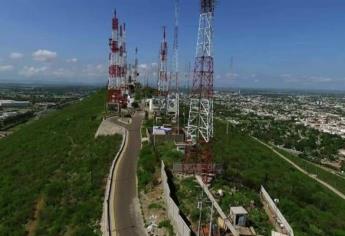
139, 178, 172, 236
95, 119, 124, 138
26, 196, 45, 236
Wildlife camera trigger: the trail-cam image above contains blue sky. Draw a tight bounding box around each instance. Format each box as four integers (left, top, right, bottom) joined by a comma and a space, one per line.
1, 0, 345, 90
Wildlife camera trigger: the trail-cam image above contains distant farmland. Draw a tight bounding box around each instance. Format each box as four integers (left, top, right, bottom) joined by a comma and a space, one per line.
0, 91, 121, 235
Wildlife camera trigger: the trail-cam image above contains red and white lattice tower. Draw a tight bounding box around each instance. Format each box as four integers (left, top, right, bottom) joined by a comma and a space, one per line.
157, 27, 169, 97
186, 0, 215, 144
120, 23, 128, 94
107, 10, 127, 110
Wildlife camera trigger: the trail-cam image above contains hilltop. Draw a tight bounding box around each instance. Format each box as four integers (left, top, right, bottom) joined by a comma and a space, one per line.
0, 91, 121, 235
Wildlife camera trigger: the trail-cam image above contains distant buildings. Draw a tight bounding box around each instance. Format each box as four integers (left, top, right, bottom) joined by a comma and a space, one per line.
0, 100, 31, 108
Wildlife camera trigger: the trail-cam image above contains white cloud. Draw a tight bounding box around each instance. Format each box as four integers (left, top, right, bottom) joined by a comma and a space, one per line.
283, 75, 333, 84
9, 52, 24, 60
51, 68, 75, 77
83, 64, 107, 77
66, 58, 78, 63
19, 66, 48, 77
0, 65, 14, 72
139, 64, 148, 69
225, 72, 239, 80
32, 49, 57, 62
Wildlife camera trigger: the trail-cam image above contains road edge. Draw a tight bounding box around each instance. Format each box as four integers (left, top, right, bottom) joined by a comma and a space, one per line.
101, 123, 127, 236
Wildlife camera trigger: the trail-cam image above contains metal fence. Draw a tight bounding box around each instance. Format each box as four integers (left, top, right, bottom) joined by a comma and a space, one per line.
161, 161, 192, 236
260, 186, 294, 236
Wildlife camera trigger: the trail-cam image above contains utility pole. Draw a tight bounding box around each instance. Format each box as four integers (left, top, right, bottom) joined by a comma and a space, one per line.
209, 202, 214, 236
197, 190, 204, 236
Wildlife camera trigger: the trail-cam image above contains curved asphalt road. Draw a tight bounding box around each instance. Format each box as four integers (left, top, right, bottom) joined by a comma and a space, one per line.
110, 112, 146, 236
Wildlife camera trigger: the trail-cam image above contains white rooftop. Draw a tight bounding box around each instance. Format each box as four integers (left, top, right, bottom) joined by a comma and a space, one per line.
271, 231, 288, 236
152, 126, 171, 135
230, 206, 248, 215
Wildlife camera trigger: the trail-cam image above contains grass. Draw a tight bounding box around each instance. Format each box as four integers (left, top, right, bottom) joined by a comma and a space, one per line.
137, 143, 157, 191
148, 203, 164, 210
0, 91, 121, 236
173, 177, 206, 224
274, 147, 345, 196
137, 132, 183, 192
213, 120, 345, 236
158, 219, 174, 236
141, 127, 147, 138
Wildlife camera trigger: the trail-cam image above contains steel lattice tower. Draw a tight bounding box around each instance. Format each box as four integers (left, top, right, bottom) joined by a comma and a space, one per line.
172, 0, 180, 92
172, 0, 180, 130
157, 27, 169, 97
107, 10, 127, 110
186, 0, 215, 144
133, 47, 139, 83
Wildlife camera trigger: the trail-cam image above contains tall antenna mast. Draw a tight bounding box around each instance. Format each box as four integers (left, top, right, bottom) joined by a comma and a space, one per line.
173, 0, 180, 92
186, 0, 215, 144
107, 9, 127, 112
157, 26, 169, 97
133, 47, 139, 83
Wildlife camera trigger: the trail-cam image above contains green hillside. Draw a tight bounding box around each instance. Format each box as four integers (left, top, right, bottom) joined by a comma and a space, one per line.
213, 121, 345, 236
0, 91, 121, 236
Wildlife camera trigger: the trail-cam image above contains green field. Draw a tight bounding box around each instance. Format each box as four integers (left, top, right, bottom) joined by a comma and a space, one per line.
274, 147, 345, 196
213, 120, 345, 236
0, 91, 121, 236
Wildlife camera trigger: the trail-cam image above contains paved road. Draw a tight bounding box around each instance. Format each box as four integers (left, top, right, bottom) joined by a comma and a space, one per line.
253, 137, 345, 201
110, 112, 146, 236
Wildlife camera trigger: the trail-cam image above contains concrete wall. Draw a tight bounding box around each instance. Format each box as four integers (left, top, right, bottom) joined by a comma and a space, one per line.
161, 161, 192, 236
260, 186, 294, 236
151, 133, 185, 145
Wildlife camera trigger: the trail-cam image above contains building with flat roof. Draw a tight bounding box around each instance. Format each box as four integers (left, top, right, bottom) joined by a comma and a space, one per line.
0, 100, 31, 108
230, 206, 248, 227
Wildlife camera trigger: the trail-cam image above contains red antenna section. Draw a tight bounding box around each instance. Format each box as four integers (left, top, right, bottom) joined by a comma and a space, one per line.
157, 26, 169, 97
107, 9, 128, 112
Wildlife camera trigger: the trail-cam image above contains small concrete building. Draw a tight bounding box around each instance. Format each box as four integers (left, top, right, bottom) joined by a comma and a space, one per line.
230, 206, 248, 227
271, 231, 288, 236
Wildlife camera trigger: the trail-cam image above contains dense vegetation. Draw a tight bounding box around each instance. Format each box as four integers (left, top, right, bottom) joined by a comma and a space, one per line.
137, 141, 183, 191
137, 118, 183, 191
215, 103, 345, 165
134, 86, 156, 101
274, 147, 345, 195
0, 111, 34, 131
0, 91, 121, 236
213, 120, 345, 236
